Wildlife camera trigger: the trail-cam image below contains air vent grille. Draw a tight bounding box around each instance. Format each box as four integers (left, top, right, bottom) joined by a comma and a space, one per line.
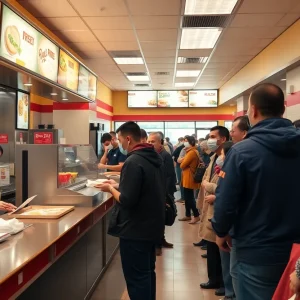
154, 72, 170, 76
182, 15, 230, 28
134, 84, 151, 87
125, 72, 147, 76
178, 57, 208, 64
109, 50, 141, 58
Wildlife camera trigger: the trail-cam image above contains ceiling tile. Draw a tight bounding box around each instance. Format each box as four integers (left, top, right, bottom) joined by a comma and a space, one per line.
52, 30, 97, 43
66, 42, 105, 52
178, 49, 212, 57
118, 65, 147, 72
143, 50, 176, 58
138, 29, 178, 41
148, 63, 175, 69
175, 77, 197, 83
78, 50, 110, 59
230, 14, 285, 27
209, 55, 254, 63
127, 0, 181, 16
238, 0, 297, 13
222, 27, 287, 39
146, 58, 176, 64
141, 41, 177, 51
94, 30, 136, 41
176, 64, 204, 70
205, 62, 237, 69
69, 0, 128, 16
101, 41, 140, 51
17, 0, 77, 17
84, 17, 132, 29
276, 14, 300, 26
133, 16, 180, 29
37, 17, 88, 30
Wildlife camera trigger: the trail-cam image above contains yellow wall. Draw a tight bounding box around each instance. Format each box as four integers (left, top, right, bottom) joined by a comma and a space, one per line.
97, 81, 112, 106
220, 20, 300, 104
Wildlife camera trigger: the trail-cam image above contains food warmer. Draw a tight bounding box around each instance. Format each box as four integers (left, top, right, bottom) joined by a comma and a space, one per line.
15, 144, 105, 207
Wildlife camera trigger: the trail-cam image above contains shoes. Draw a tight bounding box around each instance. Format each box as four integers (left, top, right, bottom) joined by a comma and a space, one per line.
200, 281, 220, 289
156, 248, 162, 256
201, 253, 207, 258
162, 240, 173, 248
201, 245, 207, 250
193, 240, 206, 247
178, 216, 192, 221
175, 199, 184, 203
189, 216, 200, 224
215, 287, 225, 296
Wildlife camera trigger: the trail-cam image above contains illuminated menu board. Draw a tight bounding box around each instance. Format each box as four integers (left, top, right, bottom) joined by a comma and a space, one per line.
17, 92, 29, 130
78, 65, 97, 101
157, 91, 189, 107
57, 49, 80, 92
189, 90, 218, 107
128, 91, 157, 108
0, 5, 59, 82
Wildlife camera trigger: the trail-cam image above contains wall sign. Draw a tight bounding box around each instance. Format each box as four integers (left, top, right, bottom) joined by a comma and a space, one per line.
189, 90, 218, 107
33, 132, 53, 144
17, 92, 29, 130
0, 134, 8, 144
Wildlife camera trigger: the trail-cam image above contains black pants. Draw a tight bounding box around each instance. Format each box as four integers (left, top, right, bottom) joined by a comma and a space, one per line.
120, 238, 156, 300
184, 188, 200, 217
207, 241, 224, 285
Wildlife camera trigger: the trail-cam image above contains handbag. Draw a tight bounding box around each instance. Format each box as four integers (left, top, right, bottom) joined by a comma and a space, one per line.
193, 150, 206, 183
165, 194, 177, 226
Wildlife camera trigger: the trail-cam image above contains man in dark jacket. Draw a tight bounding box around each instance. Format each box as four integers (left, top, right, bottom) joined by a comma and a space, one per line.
148, 132, 177, 255
212, 83, 300, 300
99, 122, 165, 300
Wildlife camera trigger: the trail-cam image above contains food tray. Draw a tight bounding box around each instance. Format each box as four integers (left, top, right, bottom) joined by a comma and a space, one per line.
8, 206, 74, 219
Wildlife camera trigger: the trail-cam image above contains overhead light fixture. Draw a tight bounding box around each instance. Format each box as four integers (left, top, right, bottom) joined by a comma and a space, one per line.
178, 57, 208, 64
127, 75, 150, 82
114, 57, 144, 64
24, 83, 32, 86
281, 78, 287, 81
175, 82, 194, 87
180, 28, 222, 49
62, 98, 68, 101
185, 0, 238, 15
176, 70, 201, 77
50, 93, 58, 96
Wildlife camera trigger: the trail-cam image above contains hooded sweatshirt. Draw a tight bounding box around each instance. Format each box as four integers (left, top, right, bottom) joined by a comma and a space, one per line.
108, 143, 165, 242
212, 118, 300, 265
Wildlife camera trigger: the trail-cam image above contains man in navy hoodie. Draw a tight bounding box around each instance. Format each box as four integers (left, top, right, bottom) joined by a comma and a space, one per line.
212, 83, 300, 300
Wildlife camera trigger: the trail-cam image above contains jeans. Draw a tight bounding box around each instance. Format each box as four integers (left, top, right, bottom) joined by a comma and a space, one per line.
236, 260, 286, 300
220, 250, 235, 297
183, 188, 199, 217
230, 239, 238, 296
207, 241, 224, 285
175, 164, 184, 199
120, 238, 156, 300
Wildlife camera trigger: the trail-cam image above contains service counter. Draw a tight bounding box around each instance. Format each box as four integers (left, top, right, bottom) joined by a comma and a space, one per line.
0, 193, 119, 300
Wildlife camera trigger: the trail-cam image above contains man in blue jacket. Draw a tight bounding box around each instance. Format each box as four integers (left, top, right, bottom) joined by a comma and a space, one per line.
212, 83, 300, 300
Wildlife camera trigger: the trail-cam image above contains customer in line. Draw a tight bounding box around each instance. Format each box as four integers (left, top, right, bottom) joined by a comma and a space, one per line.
148, 132, 177, 255
293, 119, 300, 128
140, 129, 148, 143
230, 116, 249, 144
178, 135, 201, 224
165, 137, 174, 154
97, 122, 165, 300
212, 83, 300, 300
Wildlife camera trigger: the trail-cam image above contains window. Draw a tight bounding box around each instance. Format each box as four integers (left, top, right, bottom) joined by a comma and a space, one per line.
114, 122, 127, 130
137, 122, 164, 135
224, 121, 233, 131
165, 122, 195, 144
196, 121, 218, 128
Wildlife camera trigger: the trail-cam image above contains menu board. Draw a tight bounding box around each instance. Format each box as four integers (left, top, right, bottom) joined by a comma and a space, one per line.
57, 49, 79, 92
0, 6, 59, 82
17, 92, 29, 130
189, 90, 218, 107
78, 65, 97, 101
157, 91, 188, 107
128, 91, 157, 108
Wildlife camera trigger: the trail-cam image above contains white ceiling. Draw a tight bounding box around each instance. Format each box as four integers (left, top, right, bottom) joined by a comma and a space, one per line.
17, 0, 300, 91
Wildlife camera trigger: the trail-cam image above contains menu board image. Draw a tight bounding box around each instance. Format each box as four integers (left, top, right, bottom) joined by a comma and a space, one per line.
128, 91, 157, 108
189, 90, 218, 107
157, 91, 188, 108
0, 5, 38, 72
17, 92, 29, 130
78, 65, 97, 101
57, 49, 79, 92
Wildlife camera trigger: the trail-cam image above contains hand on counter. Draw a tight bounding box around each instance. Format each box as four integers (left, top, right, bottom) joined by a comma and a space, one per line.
96, 183, 111, 193
0, 201, 17, 212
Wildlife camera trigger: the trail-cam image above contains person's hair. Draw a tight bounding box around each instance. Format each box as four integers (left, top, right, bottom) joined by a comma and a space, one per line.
250, 83, 285, 117
166, 137, 170, 142
178, 137, 184, 142
223, 141, 233, 156
200, 140, 208, 151
116, 121, 141, 142
233, 116, 250, 132
109, 131, 116, 138
293, 119, 300, 128
150, 132, 164, 145
101, 133, 112, 144
140, 129, 148, 140
158, 131, 164, 139
210, 126, 230, 141
185, 135, 196, 147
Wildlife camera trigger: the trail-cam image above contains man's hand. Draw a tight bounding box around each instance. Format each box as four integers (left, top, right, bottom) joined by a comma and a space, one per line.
98, 163, 106, 169
0, 201, 16, 212
95, 183, 111, 193
102, 179, 117, 185
290, 270, 300, 296
216, 235, 232, 252
104, 145, 111, 152
204, 195, 215, 204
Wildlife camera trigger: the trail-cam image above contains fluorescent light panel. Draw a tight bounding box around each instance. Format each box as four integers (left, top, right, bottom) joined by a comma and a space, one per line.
176, 70, 201, 77
127, 75, 150, 82
177, 57, 208, 64
180, 28, 222, 49
175, 82, 194, 87
114, 57, 144, 64
185, 0, 238, 15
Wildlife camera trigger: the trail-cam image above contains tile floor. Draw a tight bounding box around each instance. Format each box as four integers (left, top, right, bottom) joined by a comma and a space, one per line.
91, 202, 219, 300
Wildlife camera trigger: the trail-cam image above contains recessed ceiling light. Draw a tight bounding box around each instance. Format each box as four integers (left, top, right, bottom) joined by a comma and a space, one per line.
62, 98, 68, 101
281, 78, 287, 81
24, 83, 32, 86
177, 57, 208, 64
185, 0, 238, 15
176, 70, 201, 77
180, 28, 222, 49
114, 57, 144, 64
127, 75, 150, 82
50, 93, 58, 96
175, 82, 194, 87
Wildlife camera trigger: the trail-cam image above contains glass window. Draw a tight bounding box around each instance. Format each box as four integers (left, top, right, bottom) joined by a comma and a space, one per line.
165, 129, 195, 145
224, 121, 233, 130
196, 121, 218, 128
165, 122, 195, 129
114, 122, 127, 130
197, 129, 210, 140
137, 122, 164, 135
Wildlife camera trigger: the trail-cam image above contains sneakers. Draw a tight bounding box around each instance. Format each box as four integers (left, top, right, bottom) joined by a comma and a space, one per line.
178, 216, 192, 221
189, 216, 200, 224
162, 239, 173, 248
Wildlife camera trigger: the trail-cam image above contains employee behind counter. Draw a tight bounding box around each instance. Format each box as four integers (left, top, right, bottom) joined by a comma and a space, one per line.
98, 132, 126, 172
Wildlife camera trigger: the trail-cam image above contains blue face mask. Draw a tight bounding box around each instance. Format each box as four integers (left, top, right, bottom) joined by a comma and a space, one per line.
119, 143, 128, 156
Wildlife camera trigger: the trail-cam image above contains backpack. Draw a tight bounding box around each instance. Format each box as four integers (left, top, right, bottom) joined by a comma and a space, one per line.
165, 194, 177, 226
193, 150, 206, 183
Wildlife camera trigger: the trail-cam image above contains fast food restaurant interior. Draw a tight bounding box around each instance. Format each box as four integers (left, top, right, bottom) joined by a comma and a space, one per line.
0, 0, 299, 299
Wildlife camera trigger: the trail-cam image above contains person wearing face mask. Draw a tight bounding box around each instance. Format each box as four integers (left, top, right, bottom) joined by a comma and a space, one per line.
212, 83, 300, 300
178, 136, 202, 224
98, 131, 127, 172
197, 126, 230, 295
97, 121, 165, 300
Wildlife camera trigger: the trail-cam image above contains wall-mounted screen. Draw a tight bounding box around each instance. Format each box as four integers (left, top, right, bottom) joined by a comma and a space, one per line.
189, 90, 218, 107
157, 91, 188, 108
128, 91, 157, 108
78, 65, 97, 101
17, 91, 29, 130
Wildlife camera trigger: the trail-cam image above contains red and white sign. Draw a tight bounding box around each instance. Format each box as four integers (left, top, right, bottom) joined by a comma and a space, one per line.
34, 132, 53, 144
0, 134, 8, 144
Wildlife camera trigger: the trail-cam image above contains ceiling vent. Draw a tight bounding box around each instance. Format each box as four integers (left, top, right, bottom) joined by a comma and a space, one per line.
182, 15, 230, 28
178, 57, 208, 64
154, 72, 170, 76
109, 50, 141, 58
134, 84, 151, 87
125, 72, 147, 76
